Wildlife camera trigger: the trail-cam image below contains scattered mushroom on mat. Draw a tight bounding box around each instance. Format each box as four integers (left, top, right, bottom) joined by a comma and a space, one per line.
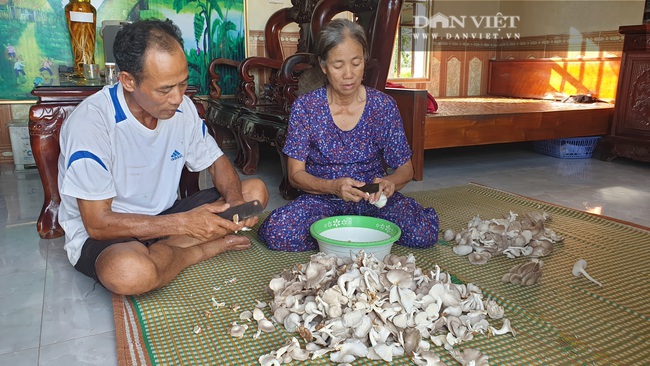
572, 259, 603, 287
259, 251, 513, 365
502, 259, 544, 286
447, 211, 563, 264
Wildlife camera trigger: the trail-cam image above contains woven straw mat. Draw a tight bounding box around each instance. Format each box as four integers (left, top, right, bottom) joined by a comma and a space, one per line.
113, 184, 650, 366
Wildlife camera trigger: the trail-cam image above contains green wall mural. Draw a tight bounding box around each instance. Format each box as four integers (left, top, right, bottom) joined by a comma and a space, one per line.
0, 0, 245, 101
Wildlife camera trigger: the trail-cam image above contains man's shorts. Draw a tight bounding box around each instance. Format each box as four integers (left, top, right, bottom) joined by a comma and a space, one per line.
73, 188, 221, 283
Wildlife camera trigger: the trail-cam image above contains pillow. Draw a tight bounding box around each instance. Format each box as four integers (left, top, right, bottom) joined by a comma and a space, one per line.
297, 66, 327, 96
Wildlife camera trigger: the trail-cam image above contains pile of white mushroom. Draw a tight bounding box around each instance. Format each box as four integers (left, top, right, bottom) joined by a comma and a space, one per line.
444, 211, 563, 265
255, 251, 515, 365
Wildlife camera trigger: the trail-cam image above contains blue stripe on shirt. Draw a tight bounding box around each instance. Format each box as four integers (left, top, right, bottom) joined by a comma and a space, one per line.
109, 84, 127, 123
67, 150, 108, 171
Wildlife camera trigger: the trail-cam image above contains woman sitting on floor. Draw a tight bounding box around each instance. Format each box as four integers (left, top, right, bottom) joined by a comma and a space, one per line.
258, 19, 439, 252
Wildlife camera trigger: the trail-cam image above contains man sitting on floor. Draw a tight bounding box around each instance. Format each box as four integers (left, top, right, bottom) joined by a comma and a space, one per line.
57, 19, 268, 296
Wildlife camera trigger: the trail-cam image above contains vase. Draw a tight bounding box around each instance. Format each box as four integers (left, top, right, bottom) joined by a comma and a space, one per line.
65, 0, 97, 75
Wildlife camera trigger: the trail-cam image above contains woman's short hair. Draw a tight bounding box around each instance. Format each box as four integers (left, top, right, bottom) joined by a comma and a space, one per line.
315, 19, 368, 67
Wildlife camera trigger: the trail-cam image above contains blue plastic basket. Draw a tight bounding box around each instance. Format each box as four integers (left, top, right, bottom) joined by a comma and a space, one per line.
533, 137, 601, 159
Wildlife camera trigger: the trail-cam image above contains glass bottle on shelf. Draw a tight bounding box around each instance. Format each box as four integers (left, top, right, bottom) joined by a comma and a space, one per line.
64, 0, 97, 75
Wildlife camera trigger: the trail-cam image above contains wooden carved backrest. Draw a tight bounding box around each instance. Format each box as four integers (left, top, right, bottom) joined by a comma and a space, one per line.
277, 0, 402, 112
309, 0, 403, 90
266, 0, 321, 60
208, 0, 319, 100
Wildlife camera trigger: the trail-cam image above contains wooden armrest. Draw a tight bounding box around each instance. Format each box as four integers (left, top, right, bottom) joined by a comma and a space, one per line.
279, 53, 318, 84
237, 57, 284, 107
208, 58, 240, 99
239, 57, 284, 80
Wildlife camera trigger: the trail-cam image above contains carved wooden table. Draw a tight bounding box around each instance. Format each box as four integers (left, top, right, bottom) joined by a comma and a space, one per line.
29, 82, 202, 239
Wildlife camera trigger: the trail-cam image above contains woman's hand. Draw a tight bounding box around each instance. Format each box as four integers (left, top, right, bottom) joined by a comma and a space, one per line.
369, 177, 396, 204
332, 177, 367, 202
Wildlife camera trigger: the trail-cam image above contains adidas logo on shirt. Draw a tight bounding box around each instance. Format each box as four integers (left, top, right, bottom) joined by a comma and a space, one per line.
170, 150, 183, 161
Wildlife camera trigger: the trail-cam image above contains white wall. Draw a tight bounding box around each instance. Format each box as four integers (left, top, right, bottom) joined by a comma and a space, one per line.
501, 0, 645, 37
422, 0, 644, 36
246, 0, 299, 32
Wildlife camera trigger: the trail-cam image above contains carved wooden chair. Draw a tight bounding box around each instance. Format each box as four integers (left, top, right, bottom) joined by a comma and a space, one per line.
206, 0, 404, 200
274, 0, 403, 198
205, 0, 318, 172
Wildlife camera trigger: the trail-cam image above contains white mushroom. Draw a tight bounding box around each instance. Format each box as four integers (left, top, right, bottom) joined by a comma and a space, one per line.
386, 268, 413, 288
290, 347, 310, 361
488, 318, 516, 337
272, 307, 291, 324
468, 251, 491, 265
258, 353, 281, 366
484, 299, 504, 319
337, 268, 362, 297
429, 283, 460, 307
413, 350, 448, 366
249, 329, 261, 340
253, 307, 266, 321
330, 339, 369, 363
228, 322, 248, 338
211, 297, 225, 308
502, 259, 543, 286
263, 252, 513, 365
258, 318, 276, 333
452, 210, 561, 261
373, 193, 388, 208
353, 315, 373, 339
283, 312, 301, 332
453, 245, 474, 256
572, 259, 602, 287
449, 348, 489, 366
401, 328, 422, 357
443, 229, 456, 242
255, 300, 267, 308
368, 343, 398, 362
239, 310, 253, 322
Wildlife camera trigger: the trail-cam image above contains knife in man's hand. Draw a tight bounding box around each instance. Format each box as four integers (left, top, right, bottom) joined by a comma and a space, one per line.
216, 200, 263, 222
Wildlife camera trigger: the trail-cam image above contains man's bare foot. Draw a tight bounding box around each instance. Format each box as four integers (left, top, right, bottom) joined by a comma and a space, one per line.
200, 234, 251, 258
161, 235, 204, 248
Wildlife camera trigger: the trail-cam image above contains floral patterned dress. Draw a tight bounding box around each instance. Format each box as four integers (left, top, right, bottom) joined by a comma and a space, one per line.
258, 86, 439, 251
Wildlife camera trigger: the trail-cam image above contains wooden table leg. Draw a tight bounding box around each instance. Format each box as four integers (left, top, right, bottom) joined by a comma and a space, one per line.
29, 105, 72, 239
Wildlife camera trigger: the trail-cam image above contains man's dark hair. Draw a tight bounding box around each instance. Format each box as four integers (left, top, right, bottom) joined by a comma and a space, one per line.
113, 18, 184, 84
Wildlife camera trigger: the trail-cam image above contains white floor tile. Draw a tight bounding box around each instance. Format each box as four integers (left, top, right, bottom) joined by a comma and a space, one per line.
38, 332, 116, 366
0, 348, 39, 366
0, 270, 45, 354
40, 245, 114, 346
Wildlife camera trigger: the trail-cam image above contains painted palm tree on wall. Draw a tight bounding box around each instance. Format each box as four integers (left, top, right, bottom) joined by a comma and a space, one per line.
173, 0, 245, 95
0, 0, 245, 100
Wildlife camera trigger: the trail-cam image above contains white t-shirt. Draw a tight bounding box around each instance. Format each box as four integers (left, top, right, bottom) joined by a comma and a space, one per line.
57, 83, 223, 265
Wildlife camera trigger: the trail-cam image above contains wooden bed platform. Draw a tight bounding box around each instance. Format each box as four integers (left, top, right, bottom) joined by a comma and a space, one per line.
386, 58, 620, 181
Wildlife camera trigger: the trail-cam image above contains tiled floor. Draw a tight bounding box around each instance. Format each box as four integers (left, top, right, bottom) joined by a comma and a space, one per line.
0, 143, 648, 365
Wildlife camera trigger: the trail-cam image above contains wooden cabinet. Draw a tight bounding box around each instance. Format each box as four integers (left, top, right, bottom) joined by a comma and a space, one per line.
600, 24, 650, 162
